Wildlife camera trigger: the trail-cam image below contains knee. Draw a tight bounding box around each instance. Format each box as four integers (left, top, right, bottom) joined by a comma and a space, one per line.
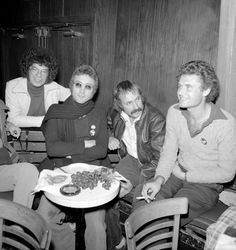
37, 196, 65, 223
18, 163, 39, 179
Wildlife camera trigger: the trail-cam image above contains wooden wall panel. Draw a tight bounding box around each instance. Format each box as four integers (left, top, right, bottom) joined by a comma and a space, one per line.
0, 29, 38, 93
0, 0, 220, 115
64, 0, 93, 19
48, 24, 93, 87
217, 0, 236, 117
2, 0, 40, 27
6, 30, 37, 75
0, 0, 93, 98
40, 0, 63, 19
92, 0, 118, 108
113, 0, 220, 115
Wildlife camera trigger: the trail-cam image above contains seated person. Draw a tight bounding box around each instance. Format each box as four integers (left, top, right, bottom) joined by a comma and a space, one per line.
5, 47, 70, 128
37, 65, 109, 250
106, 80, 166, 249
0, 99, 39, 208
137, 60, 236, 227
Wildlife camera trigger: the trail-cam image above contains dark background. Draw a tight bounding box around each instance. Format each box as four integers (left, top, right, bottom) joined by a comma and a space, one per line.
0, 0, 220, 114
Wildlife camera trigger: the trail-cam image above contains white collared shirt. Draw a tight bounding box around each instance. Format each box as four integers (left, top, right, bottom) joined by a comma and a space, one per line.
121, 111, 141, 159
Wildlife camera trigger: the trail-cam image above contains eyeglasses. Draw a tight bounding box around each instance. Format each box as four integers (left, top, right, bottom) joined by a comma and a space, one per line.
29, 66, 49, 76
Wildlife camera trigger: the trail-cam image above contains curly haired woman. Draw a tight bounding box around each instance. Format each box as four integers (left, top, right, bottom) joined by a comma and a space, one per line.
5, 47, 70, 128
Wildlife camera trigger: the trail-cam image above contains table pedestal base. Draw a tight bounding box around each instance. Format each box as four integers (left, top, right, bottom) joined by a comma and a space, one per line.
75, 209, 86, 250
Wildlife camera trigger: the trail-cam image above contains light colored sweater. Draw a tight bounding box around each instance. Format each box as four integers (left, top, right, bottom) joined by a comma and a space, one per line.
155, 103, 236, 184
5, 77, 71, 127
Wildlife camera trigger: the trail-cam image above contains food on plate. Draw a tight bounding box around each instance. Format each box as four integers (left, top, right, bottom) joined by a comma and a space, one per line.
46, 174, 67, 184
71, 167, 114, 190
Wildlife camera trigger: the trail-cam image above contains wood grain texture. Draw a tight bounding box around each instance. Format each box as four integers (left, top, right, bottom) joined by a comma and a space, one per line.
92, 0, 118, 109
48, 24, 92, 87
113, 0, 220, 114
0, 0, 220, 115
217, 0, 236, 117
40, 0, 64, 19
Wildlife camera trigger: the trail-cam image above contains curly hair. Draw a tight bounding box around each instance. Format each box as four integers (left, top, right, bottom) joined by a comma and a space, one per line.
176, 60, 220, 103
69, 65, 99, 91
113, 80, 145, 111
20, 47, 58, 84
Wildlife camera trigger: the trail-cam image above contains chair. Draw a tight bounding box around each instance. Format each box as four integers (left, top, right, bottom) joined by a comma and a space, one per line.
125, 197, 188, 250
0, 199, 51, 250
11, 128, 47, 167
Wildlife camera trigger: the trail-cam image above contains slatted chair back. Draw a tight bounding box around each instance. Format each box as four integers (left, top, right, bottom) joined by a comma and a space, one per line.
0, 199, 51, 250
125, 197, 188, 250
11, 128, 47, 167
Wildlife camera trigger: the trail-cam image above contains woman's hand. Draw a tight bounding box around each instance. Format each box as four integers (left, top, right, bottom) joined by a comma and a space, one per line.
84, 139, 96, 148
108, 136, 120, 150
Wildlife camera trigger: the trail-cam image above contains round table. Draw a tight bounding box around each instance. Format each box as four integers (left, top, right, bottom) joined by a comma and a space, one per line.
43, 163, 120, 250
44, 163, 120, 208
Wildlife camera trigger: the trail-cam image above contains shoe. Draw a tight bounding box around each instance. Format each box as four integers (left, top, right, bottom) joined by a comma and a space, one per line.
115, 236, 126, 249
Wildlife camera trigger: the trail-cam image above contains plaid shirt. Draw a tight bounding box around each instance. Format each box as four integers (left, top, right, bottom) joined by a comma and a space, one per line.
204, 206, 236, 250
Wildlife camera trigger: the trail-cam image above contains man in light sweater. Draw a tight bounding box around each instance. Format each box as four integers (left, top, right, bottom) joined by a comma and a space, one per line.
138, 60, 236, 226
5, 47, 70, 128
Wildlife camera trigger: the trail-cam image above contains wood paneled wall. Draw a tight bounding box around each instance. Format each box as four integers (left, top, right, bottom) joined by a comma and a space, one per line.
217, 0, 236, 117
111, 0, 220, 114
0, 0, 220, 115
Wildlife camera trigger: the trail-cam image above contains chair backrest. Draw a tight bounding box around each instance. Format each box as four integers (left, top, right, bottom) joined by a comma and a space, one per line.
11, 128, 47, 167
0, 199, 51, 250
125, 197, 188, 250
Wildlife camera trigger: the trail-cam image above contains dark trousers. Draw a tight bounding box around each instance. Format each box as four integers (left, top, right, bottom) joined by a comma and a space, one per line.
133, 174, 223, 227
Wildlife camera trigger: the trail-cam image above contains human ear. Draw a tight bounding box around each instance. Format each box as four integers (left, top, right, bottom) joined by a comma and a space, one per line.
203, 88, 211, 97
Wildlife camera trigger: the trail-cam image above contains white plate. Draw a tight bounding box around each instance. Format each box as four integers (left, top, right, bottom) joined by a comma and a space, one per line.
60, 163, 103, 174
45, 163, 120, 208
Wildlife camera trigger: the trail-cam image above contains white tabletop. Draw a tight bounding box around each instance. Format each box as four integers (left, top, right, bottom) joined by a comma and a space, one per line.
42, 163, 120, 208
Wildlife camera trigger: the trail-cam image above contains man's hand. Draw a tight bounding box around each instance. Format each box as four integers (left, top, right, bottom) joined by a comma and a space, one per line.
6, 122, 21, 138
141, 176, 165, 203
108, 136, 120, 151
119, 179, 133, 198
84, 139, 96, 148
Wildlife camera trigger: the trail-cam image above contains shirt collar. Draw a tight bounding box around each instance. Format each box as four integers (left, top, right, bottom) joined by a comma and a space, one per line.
174, 102, 227, 136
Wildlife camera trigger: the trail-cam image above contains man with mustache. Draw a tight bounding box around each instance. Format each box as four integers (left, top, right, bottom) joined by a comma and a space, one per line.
106, 80, 166, 249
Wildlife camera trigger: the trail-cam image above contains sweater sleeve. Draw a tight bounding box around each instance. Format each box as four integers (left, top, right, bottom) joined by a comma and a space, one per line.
154, 106, 179, 182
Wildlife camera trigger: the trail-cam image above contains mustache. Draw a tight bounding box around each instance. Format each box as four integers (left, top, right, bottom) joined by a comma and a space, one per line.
131, 108, 143, 115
